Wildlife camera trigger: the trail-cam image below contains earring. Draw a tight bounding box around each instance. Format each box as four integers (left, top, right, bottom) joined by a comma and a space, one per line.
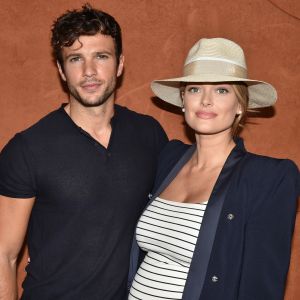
182, 107, 185, 112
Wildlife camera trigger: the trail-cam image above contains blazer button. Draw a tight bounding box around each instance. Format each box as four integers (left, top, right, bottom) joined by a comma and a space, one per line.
227, 213, 234, 220
212, 275, 219, 282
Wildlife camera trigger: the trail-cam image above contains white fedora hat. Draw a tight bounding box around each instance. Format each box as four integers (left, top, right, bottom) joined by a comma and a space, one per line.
151, 38, 277, 108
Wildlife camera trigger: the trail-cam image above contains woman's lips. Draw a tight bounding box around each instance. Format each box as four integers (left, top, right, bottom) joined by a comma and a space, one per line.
195, 111, 218, 119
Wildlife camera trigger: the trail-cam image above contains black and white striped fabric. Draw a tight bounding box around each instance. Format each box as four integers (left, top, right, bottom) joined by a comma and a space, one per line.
129, 197, 207, 299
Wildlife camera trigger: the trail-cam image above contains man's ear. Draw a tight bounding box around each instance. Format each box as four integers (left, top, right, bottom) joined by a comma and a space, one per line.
117, 54, 124, 77
57, 61, 66, 82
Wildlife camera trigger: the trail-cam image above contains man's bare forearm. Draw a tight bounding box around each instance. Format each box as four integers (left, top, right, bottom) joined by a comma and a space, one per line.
0, 196, 34, 300
0, 255, 17, 300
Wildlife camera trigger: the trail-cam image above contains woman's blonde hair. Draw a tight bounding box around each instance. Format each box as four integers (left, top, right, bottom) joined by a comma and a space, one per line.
231, 83, 249, 136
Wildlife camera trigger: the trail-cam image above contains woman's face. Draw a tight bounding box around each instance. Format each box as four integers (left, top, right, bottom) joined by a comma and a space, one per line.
182, 83, 241, 136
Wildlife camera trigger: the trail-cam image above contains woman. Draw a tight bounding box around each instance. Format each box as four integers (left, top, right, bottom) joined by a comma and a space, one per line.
128, 38, 299, 299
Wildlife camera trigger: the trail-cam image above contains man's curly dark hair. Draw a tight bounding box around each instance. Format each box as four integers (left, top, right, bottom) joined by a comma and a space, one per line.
51, 3, 122, 68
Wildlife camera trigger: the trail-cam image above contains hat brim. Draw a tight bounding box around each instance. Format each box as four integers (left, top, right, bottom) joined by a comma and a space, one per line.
151, 74, 277, 108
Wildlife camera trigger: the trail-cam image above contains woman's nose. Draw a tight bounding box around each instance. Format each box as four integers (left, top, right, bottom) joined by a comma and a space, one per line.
200, 89, 213, 107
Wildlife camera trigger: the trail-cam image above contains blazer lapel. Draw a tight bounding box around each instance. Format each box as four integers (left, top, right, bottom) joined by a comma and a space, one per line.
182, 143, 246, 300
150, 144, 196, 200
128, 144, 196, 289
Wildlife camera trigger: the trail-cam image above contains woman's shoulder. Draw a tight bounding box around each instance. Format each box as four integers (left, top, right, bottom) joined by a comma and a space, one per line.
241, 153, 299, 195
159, 139, 191, 162
244, 152, 299, 175
162, 139, 190, 151
238, 153, 299, 218
153, 140, 192, 187
235, 138, 298, 174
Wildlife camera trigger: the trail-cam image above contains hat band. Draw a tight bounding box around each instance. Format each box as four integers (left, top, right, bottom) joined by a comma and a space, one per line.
184, 60, 248, 79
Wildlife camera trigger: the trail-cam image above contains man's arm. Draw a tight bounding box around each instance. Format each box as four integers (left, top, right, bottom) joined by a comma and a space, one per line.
0, 196, 35, 300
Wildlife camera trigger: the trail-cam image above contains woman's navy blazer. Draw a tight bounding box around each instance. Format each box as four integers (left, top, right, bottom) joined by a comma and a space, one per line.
128, 138, 299, 300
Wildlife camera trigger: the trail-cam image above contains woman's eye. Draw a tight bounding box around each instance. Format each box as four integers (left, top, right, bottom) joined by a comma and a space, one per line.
217, 88, 229, 94
187, 87, 200, 93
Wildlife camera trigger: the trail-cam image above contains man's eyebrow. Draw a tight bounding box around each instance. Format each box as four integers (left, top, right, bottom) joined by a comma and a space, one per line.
94, 50, 113, 55
65, 53, 83, 59
65, 51, 113, 59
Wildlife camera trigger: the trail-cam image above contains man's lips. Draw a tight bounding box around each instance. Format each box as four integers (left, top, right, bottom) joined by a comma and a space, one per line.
81, 82, 101, 91
195, 111, 218, 119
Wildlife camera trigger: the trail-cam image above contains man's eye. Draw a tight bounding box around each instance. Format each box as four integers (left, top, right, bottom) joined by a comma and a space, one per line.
217, 88, 229, 94
96, 54, 109, 59
69, 56, 81, 62
187, 87, 200, 93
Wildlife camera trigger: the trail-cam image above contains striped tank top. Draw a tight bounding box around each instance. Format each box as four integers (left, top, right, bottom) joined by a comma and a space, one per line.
129, 197, 207, 299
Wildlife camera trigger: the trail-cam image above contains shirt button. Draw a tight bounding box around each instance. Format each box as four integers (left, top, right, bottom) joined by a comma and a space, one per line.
227, 213, 234, 220
212, 275, 219, 282
107, 152, 111, 157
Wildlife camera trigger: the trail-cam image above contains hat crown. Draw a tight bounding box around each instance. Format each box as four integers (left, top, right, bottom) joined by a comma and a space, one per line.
184, 38, 247, 69
151, 37, 277, 109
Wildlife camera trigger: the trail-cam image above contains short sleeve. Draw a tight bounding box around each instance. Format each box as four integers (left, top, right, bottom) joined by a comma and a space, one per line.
0, 133, 36, 198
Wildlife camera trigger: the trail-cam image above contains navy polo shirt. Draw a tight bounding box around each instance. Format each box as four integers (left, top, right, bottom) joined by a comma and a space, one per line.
0, 104, 168, 300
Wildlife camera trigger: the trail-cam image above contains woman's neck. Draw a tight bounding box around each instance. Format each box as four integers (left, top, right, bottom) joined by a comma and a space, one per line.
192, 130, 236, 170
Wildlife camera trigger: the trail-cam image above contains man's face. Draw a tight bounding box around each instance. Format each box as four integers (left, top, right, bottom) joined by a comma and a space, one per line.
58, 33, 124, 107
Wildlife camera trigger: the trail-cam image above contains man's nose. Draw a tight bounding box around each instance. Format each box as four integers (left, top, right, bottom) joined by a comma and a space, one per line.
83, 60, 97, 77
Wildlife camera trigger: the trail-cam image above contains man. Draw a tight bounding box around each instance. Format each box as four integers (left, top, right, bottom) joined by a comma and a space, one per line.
0, 4, 167, 300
